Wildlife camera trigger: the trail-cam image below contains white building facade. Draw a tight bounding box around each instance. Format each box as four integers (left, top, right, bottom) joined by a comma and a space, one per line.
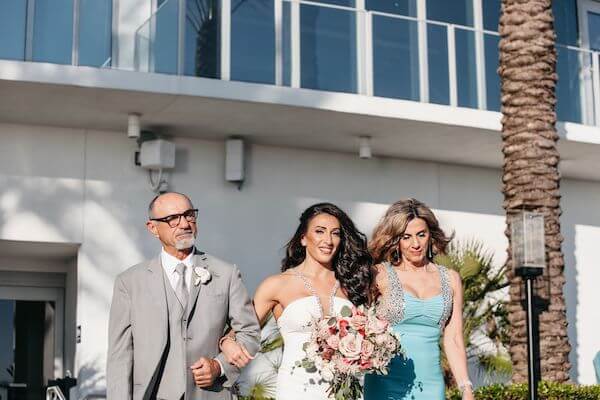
0, 0, 599, 397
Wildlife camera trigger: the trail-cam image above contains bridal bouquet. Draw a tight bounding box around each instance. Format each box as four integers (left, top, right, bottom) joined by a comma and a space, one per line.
296, 304, 400, 400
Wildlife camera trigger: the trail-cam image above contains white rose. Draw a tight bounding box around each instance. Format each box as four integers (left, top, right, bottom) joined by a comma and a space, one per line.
321, 365, 334, 382
194, 267, 211, 285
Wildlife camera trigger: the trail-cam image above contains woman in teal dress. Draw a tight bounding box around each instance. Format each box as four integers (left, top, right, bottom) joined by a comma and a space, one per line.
364, 198, 474, 400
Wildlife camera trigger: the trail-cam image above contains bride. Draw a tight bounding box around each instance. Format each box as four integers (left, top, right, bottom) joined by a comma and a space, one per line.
219, 203, 372, 399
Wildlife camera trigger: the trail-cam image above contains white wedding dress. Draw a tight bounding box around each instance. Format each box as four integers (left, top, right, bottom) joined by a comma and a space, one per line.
275, 273, 353, 400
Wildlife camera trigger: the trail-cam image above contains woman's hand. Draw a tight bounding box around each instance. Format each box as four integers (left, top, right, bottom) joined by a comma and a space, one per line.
220, 337, 255, 368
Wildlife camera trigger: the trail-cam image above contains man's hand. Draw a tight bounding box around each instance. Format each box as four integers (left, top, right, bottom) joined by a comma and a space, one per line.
220, 337, 254, 368
190, 357, 221, 388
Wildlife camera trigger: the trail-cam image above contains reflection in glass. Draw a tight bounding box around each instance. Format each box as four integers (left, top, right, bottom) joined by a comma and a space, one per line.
455, 28, 477, 108
428, 23, 449, 105
33, 0, 74, 64
372, 15, 419, 100
556, 47, 583, 124
283, 2, 291, 86
0, 301, 14, 386
589, 12, 600, 51
484, 34, 500, 112
185, 0, 221, 78
299, 4, 357, 93
482, 0, 500, 31
154, 0, 179, 74
366, 0, 416, 16
0, 0, 27, 61
552, 0, 578, 46
231, 0, 275, 84
78, 0, 112, 67
427, 0, 473, 27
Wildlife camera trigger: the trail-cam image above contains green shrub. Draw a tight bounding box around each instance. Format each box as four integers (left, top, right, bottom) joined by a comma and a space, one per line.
446, 381, 600, 400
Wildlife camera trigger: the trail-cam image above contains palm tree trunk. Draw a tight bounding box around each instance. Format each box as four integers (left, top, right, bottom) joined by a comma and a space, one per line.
499, 0, 571, 383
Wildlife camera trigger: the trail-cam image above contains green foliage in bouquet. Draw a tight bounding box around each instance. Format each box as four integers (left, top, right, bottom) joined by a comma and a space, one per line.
434, 241, 511, 385
445, 381, 600, 400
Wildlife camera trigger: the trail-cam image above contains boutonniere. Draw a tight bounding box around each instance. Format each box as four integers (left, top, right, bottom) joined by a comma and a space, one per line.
194, 266, 211, 286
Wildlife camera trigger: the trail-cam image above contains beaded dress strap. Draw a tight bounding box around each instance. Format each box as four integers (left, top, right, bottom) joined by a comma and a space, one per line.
437, 265, 453, 329
294, 271, 339, 317
383, 262, 405, 325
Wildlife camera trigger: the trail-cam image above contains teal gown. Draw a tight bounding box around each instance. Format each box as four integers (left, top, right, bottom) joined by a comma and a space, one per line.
364, 263, 453, 400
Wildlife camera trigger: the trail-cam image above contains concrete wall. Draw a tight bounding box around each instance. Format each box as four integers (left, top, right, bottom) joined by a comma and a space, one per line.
0, 122, 598, 394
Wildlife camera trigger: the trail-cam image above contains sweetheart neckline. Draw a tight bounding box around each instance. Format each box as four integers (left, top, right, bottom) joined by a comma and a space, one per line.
276, 296, 353, 324
404, 291, 443, 301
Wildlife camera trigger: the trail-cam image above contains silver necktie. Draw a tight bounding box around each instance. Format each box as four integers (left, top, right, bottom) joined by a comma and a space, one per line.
175, 263, 188, 310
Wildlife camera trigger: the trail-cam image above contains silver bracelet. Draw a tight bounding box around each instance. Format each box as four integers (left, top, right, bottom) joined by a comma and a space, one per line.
458, 380, 473, 393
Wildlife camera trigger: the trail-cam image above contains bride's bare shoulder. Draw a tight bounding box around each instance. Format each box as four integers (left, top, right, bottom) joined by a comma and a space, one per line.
255, 269, 299, 297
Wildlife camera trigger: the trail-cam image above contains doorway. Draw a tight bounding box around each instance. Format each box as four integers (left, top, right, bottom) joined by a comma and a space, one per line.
0, 286, 64, 400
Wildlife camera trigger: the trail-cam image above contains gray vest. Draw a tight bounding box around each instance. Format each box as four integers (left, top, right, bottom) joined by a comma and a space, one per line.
156, 271, 187, 400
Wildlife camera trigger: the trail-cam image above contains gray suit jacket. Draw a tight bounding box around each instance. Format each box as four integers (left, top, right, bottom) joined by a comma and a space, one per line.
107, 250, 261, 400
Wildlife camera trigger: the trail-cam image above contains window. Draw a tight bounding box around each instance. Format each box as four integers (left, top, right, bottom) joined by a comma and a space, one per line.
0, 0, 27, 61
0, 0, 113, 67
32, 0, 74, 64
78, 0, 113, 67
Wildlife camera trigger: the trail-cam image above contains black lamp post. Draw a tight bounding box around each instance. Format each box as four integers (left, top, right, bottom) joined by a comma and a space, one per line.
511, 211, 546, 400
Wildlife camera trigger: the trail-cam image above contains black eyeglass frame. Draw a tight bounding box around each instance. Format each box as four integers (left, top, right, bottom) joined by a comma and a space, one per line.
150, 209, 199, 228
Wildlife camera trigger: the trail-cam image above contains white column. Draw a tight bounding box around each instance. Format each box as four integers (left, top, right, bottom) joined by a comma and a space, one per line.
355, 0, 367, 95
291, 0, 301, 88
220, 0, 231, 80
447, 25, 458, 107
274, 0, 283, 85
473, 0, 487, 109
417, 0, 429, 103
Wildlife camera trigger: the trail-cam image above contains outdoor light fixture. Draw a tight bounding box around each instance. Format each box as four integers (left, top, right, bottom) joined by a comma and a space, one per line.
127, 113, 141, 138
359, 136, 372, 159
511, 211, 546, 400
225, 138, 245, 189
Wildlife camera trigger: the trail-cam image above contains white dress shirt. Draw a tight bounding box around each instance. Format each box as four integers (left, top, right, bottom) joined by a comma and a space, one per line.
161, 247, 194, 294
160, 247, 225, 377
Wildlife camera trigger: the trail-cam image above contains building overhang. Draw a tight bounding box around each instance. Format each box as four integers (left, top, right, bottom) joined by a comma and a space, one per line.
1, 60, 598, 181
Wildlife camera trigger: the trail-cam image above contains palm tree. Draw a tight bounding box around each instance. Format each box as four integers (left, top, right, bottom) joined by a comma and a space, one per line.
435, 241, 511, 386
498, 0, 570, 383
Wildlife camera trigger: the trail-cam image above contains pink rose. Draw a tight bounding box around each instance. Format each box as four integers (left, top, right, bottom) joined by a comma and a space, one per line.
361, 340, 375, 359
326, 335, 340, 350
367, 316, 388, 335
350, 314, 367, 331
338, 333, 363, 360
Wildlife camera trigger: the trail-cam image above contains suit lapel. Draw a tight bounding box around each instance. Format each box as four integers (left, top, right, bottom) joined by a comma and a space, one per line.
147, 257, 168, 342
187, 250, 210, 322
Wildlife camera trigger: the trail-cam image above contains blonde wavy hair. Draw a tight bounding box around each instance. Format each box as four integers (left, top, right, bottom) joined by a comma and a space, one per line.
369, 198, 452, 265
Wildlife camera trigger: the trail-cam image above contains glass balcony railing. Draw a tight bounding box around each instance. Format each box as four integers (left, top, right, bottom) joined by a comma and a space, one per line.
135, 0, 180, 74
127, 0, 599, 128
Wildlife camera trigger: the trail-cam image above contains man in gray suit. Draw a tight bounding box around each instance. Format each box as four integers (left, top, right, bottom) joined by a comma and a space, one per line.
107, 192, 260, 400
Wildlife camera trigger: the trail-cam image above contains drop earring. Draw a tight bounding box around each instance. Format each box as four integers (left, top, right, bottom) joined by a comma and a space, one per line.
427, 243, 434, 260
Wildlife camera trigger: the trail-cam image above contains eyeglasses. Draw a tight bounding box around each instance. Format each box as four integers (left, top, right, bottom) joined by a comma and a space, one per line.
150, 209, 198, 228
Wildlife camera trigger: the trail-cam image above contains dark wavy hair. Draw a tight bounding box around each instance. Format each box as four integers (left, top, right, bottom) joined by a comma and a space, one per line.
281, 203, 372, 306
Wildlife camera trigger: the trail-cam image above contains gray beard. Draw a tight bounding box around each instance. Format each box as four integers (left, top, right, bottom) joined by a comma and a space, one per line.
175, 237, 195, 250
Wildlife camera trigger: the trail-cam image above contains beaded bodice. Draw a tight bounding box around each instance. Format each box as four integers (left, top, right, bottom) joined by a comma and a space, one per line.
381, 262, 453, 329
